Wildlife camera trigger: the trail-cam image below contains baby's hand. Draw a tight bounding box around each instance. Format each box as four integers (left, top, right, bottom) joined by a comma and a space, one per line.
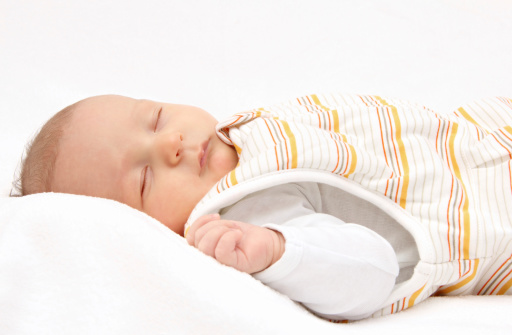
186, 214, 285, 274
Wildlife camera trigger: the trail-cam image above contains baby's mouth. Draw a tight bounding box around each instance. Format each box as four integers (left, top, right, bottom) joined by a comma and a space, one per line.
199, 140, 210, 173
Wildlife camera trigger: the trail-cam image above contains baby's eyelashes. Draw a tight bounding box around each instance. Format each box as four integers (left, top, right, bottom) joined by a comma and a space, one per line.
140, 166, 153, 200
153, 107, 162, 132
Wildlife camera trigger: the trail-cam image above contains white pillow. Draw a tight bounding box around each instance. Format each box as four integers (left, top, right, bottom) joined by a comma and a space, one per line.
0, 193, 335, 334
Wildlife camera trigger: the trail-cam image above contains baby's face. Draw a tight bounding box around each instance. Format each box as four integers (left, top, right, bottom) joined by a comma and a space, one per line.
52, 95, 238, 235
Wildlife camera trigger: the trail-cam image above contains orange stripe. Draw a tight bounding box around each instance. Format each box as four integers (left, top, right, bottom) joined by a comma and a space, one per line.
497, 271, 512, 295
491, 268, 512, 295
394, 177, 401, 204
492, 132, 512, 159
384, 173, 392, 196
376, 107, 390, 166
225, 114, 244, 128
509, 161, 512, 197
437, 260, 479, 295
216, 174, 230, 194
478, 253, 512, 294
358, 95, 369, 106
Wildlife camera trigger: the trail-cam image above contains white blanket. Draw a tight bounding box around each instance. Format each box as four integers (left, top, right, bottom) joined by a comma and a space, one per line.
1, 194, 511, 334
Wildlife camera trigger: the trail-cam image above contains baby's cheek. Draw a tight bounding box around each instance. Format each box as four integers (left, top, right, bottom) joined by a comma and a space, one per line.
211, 146, 238, 175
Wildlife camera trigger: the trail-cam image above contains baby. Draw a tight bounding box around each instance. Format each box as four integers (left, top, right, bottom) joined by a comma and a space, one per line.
20, 95, 290, 269
18, 93, 512, 321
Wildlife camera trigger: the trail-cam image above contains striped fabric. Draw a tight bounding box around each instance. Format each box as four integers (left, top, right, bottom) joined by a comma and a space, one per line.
186, 94, 512, 317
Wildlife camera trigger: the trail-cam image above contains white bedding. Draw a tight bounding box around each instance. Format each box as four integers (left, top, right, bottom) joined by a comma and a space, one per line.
1, 193, 511, 334
1, 0, 511, 334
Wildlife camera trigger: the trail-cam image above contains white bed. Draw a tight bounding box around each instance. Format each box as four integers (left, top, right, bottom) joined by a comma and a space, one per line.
1, 1, 511, 334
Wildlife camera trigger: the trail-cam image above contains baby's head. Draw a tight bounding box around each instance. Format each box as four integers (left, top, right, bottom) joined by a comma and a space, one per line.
19, 95, 238, 235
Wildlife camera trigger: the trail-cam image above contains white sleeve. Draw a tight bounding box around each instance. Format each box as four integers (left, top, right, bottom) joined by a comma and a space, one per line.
253, 213, 399, 320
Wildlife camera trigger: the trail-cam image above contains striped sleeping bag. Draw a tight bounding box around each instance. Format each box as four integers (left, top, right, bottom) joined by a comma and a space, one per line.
186, 94, 512, 317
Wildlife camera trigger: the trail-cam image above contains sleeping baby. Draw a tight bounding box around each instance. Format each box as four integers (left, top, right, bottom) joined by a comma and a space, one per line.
17, 93, 512, 321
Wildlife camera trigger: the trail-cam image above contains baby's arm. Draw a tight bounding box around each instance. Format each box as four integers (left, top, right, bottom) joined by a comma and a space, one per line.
256, 213, 399, 320
187, 184, 398, 320
186, 214, 285, 274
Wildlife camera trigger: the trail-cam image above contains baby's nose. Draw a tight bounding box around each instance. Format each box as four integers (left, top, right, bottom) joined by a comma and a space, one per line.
156, 132, 183, 165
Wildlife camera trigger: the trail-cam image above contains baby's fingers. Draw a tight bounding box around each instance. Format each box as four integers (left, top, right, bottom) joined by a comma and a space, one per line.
186, 214, 220, 245
196, 224, 239, 259
215, 230, 245, 269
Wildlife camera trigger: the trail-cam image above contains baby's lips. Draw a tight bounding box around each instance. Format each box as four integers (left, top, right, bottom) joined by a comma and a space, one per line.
198, 139, 210, 172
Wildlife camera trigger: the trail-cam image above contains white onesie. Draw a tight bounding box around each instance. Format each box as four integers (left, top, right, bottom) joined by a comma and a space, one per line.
220, 182, 418, 320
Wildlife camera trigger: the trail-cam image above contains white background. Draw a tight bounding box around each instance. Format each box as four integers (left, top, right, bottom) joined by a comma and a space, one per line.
1, 0, 511, 194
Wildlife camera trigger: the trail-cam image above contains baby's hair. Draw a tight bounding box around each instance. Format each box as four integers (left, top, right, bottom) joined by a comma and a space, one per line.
12, 100, 81, 196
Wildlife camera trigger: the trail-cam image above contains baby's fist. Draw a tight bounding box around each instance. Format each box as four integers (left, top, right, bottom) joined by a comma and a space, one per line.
186, 214, 285, 274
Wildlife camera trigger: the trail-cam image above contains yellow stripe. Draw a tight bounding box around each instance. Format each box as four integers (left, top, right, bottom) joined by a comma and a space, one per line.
505, 125, 512, 136
448, 123, 471, 259
234, 143, 242, 155
311, 94, 340, 133
332, 109, 340, 133
407, 284, 426, 308
374, 95, 388, 106
497, 273, 512, 295
390, 106, 410, 209
345, 144, 358, 176
374, 96, 410, 208
311, 94, 329, 112
229, 170, 238, 187
457, 107, 481, 128
281, 121, 298, 169
437, 259, 480, 295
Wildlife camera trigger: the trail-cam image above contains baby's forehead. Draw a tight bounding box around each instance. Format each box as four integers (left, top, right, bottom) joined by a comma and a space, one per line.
70, 95, 136, 123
